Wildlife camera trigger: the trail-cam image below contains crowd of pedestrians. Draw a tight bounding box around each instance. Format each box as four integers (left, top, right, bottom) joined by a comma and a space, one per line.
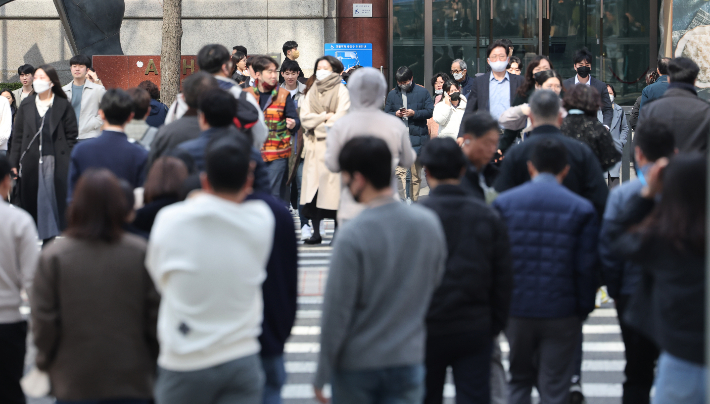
0, 35, 707, 404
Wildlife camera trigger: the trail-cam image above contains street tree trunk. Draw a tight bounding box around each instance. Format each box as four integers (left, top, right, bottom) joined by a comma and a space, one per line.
161, 0, 182, 107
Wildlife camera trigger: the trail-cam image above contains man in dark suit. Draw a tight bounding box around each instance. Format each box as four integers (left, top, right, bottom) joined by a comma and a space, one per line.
458, 40, 525, 137
494, 90, 608, 217
562, 47, 614, 128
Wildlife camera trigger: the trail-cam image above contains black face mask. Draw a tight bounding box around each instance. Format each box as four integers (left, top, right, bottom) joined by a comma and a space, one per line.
576, 66, 591, 78
533, 71, 545, 81
449, 92, 461, 102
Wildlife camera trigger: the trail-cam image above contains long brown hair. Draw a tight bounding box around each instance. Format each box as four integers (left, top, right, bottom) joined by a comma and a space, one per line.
65, 169, 126, 243
143, 157, 188, 203
35, 64, 67, 99
636, 154, 706, 254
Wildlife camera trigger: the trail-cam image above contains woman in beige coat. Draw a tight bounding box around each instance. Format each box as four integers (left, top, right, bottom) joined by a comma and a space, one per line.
299, 56, 350, 244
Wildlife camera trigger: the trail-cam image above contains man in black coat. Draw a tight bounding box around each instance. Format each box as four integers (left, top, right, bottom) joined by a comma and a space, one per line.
385, 65, 434, 201
458, 112, 501, 202
419, 137, 512, 404
638, 57, 709, 153
458, 40, 525, 137
494, 90, 608, 216
562, 47, 614, 128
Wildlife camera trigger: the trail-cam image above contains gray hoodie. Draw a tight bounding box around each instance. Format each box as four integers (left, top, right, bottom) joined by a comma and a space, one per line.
324, 68, 416, 223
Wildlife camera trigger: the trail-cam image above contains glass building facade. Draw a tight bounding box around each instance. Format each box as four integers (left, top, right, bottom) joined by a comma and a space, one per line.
391, 0, 661, 105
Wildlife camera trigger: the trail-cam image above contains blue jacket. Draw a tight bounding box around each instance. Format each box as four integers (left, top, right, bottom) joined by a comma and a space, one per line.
177, 125, 270, 192
598, 178, 643, 299
493, 174, 599, 319
247, 192, 298, 356
145, 99, 168, 128
384, 84, 434, 154
639, 75, 668, 111
68, 130, 148, 201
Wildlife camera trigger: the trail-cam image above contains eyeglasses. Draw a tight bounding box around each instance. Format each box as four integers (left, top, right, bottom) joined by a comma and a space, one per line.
451, 69, 464, 74
488, 55, 508, 61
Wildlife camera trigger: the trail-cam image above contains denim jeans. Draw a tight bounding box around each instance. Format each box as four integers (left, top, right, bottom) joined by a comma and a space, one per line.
652, 351, 707, 404
264, 158, 289, 204
261, 354, 287, 404
331, 364, 425, 404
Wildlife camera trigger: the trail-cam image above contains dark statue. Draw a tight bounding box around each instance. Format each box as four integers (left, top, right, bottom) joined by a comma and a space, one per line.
0, 0, 125, 56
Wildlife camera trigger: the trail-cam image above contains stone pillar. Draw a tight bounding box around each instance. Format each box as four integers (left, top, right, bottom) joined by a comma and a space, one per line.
337, 0, 388, 81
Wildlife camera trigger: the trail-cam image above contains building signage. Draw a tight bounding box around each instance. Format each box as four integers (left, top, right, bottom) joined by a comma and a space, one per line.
353, 3, 373, 18
324, 43, 372, 70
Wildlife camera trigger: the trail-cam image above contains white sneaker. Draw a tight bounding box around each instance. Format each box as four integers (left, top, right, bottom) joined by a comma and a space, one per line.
320, 221, 326, 236
300, 224, 312, 241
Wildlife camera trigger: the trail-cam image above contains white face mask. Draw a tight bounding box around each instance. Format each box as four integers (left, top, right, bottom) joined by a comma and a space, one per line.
32, 79, 52, 94
609, 94, 615, 103
315, 69, 332, 81
453, 72, 464, 81
489, 60, 509, 73
435, 89, 443, 95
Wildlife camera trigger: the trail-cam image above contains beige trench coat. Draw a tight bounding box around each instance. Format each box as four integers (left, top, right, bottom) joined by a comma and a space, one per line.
299, 84, 350, 210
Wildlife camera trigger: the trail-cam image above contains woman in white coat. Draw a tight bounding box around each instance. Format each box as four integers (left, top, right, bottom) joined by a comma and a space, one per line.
299, 56, 350, 244
432, 80, 467, 139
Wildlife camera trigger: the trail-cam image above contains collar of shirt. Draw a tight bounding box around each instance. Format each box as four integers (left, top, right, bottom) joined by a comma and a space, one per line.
574, 75, 592, 86
490, 72, 510, 83
532, 172, 559, 184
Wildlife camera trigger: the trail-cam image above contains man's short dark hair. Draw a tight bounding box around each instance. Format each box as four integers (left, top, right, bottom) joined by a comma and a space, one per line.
252, 56, 279, 74
281, 59, 301, 74
420, 137, 466, 180
283, 41, 298, 57
657, 57, 672, 75
0, 154, 11, 182
529, 89, 561, 122
69, 54, 92, 69
507, 56, 522, 69
99, 89, 134, 126
635, 118, 676, 162
668, 57, 700, 85
486, 40, 509, 58
197, 44, 231, 74
339, 137, 392, 190
246, 55, 260, 68
125, 87, 151, 120
463, 111, 499, 138
395, 66, 413, 83
233, 45, 247, 56
573, 47, 593, 65
530, 138, 568, 175
500, 38, 513, 53
17, 64, 35, 76
198, 88, 237, 128
205, 136, 252, 193
183, 71, 219, 110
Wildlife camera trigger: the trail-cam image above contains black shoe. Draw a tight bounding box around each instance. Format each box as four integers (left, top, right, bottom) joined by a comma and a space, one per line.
304, 234, 322, 245
570, 389, 585, 404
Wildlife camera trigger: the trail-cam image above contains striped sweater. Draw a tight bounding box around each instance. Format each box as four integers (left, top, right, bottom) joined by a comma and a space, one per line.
247, 87, 292, 162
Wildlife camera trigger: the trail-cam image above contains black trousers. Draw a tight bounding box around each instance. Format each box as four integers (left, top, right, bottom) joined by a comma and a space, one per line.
0, 321, 28, 404
424, 331, 493, 404
616, 295, 659, 404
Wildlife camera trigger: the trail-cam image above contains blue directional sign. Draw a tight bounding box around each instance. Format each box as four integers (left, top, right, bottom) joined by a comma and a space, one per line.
324, 43, 372, 70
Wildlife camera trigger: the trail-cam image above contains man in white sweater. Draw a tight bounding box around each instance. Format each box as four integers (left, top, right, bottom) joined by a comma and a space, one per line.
147, 136, 275, 404
0, 154, 40, 403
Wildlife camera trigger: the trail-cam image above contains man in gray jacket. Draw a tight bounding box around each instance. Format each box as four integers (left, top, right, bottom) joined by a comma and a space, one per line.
62, 55, 106, 140
313, 137, 446, 404
325, 67, 416, 224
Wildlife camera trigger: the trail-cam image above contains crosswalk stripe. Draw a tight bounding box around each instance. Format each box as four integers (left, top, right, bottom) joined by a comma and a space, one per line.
284, 341, 626, 354
283, 360, 626, 375
280, 383, 623, 399
297, 310, 322, 318
589, 308, 618, 317
291, 325, 622, 336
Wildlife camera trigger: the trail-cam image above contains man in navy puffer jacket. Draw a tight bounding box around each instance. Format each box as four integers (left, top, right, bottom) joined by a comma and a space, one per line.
493, 138, 598, 404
